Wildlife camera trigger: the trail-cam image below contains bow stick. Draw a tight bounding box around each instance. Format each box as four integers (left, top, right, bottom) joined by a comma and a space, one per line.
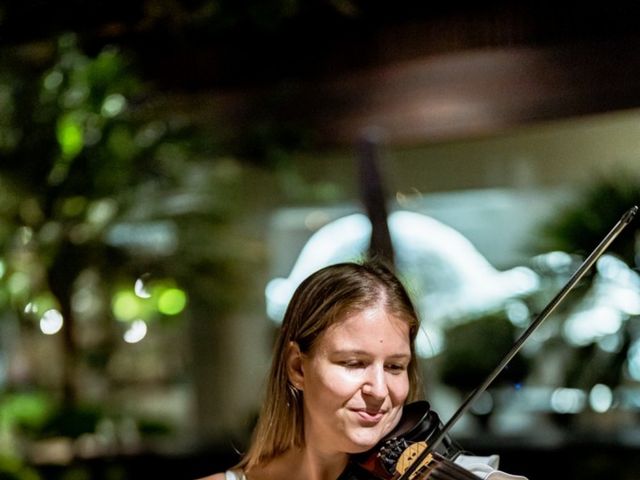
396, 205, 639, 480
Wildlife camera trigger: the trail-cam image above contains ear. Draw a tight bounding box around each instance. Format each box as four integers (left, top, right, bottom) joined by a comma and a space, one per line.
286, 341, 305, 390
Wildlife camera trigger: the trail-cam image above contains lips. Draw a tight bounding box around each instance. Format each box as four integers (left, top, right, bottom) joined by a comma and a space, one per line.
351, 408, 386, 424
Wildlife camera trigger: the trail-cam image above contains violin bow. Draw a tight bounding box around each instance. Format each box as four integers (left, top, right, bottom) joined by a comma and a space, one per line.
396, 205, 639, 480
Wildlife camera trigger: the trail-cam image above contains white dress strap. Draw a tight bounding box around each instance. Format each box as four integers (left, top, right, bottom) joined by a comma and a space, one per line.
454, 454, 528, 480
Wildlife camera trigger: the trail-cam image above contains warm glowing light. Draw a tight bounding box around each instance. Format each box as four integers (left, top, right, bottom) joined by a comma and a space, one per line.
28, 293, 59, 317
123, 319, 147, 343
24, 302, 38, 315
134, 276, 152, 299
40, 309, 64, 335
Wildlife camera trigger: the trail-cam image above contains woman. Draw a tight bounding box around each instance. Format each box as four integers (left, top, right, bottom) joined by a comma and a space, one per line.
201, 261, 526, 480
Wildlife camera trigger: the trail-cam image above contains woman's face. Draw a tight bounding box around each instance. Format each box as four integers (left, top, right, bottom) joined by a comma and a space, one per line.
291, 305, 412, 455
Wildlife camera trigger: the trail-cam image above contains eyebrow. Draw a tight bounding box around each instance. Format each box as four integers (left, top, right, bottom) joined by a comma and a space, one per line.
331, 349, 411, 360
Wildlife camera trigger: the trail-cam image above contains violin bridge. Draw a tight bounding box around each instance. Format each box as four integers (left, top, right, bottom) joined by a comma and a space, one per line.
394, 441, 432, 479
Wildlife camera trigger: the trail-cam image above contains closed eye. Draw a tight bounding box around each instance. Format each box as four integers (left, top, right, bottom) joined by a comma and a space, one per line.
385, 363, 408, 374
339, 360, 366, 369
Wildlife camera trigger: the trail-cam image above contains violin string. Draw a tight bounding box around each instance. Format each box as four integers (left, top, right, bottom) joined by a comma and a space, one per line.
431, 456, 481, 480
415, 464, 461, 480
409, 454, 480, 480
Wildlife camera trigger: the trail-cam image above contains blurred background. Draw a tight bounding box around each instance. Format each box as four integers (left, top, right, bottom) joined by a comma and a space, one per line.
2, 1, 640, 479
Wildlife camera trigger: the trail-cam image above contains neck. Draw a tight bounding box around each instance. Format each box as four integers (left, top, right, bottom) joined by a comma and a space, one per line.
275, 446, 350, 480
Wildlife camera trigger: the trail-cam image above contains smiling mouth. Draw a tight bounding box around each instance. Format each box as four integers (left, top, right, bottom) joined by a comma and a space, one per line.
351, 408, 386, 424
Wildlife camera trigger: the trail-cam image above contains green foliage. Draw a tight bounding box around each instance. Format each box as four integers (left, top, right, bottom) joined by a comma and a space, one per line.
562, 339, 629, 389
0, 455, 41, 480
0, 392, 56, 435
439, 312, 530, 392
537, 172, 640, 265
0, 30, 249, 323
136, 418, 172, 437
528, 173, 640, 391
35, 404, 103, 440
0, 27, 256, 467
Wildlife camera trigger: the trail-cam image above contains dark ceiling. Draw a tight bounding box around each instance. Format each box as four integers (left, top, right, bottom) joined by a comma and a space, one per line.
4, 1, 640, 147
2, 1, 639, 90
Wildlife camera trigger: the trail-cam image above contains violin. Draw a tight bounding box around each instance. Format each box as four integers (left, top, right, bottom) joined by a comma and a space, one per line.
340, 206, 639, 480
339, 400, 475, 480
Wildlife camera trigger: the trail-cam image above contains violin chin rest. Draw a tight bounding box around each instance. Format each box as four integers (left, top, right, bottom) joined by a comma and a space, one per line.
390, 401, 441, 440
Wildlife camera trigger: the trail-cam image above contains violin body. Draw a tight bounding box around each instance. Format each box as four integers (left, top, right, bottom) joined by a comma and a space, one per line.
339, 401, 471, 480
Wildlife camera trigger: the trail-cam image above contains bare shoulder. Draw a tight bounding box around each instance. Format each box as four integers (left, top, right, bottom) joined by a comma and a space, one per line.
196, 474, 225, 480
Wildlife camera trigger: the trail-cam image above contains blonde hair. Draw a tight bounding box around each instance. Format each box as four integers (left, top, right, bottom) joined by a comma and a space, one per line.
238, 260, 422, 471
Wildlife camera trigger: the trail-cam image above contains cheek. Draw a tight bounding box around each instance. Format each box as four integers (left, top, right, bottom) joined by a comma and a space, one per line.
306, 364, 364, 399
388, 373, 411, 402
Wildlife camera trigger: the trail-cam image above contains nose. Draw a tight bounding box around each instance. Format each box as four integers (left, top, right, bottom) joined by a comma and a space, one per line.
362, 364, 388, 399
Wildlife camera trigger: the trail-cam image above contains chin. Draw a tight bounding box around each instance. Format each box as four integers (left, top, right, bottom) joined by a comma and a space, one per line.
345, 443, 376, 454
345, 431, 385, 453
